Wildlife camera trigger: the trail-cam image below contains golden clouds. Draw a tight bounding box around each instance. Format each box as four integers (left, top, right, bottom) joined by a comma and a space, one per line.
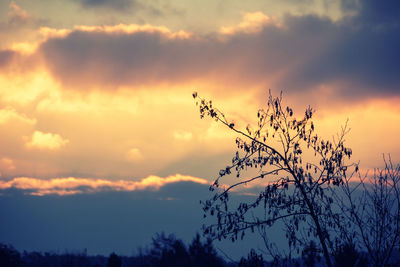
0, 107, 36, 125
126, 148, 144, 162
0, 157, 16, 171
173, 130, 193, 141
0, 2, 399, 183
26, 131, 69, 150
0, 174, 209, 196
314, 98, 400, 169
74, 24, 192, 39
220, 12, 279, 35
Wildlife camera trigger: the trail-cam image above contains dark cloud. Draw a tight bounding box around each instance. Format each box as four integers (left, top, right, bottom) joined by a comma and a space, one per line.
0, 181, 360, 258
74, 0, 174, 16
0, 50, 15, 69
75, 0, 135, 10
39, 0, 400, 100
39, 30, 222, 88
281, 12, 400, 98
0, 182, 268, 259
355, 0, 400, 26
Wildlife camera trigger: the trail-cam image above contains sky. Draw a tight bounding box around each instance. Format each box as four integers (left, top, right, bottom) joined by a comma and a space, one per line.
0, 0, 399, 258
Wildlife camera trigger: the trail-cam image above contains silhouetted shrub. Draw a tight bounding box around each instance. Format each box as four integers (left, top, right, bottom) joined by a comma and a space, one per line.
333, 242, 367, 267
238, 249, 264, 267
302, 241, 320, 267
0, 244, 21, 267
189, 233, 225, 267
107, 252, 122, 267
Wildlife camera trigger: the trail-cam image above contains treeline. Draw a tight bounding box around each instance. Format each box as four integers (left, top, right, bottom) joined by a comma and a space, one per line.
0, 233, 263, 267
2, 233, 398, 266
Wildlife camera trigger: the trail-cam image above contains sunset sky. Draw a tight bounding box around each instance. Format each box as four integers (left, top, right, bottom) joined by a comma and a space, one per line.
1, 0, 399, 257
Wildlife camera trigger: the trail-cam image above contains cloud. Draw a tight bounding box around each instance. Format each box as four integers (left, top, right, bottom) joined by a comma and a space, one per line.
26, 131, 69, 150
354, 0, 400, 26
0, 107, 36, 125
7, 1, 35, 27
126, 147, 144, 162
72, 24, 191, 38
173, 130, 193, 141
73, 0, 170, 16
75, 0, 134, 10
0, 50, 15, 68
0, 180, 264, 258
37, 1, 400, 101
0, 174, 209, 196
0, 157, 16, 171
220, 12, 279, 35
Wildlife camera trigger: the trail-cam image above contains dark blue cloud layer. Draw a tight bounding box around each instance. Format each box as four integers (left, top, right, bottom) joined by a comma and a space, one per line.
0, 182, 271, 259
75, 0, 135, 10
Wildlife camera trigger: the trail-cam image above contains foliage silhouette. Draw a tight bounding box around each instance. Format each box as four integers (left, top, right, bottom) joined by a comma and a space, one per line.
0, 243, 21, 267
193, 91, 356, 267
238, 249, 265, 267
301, 241, 320, 267
2, 230, 398, 266
0, 233, 226, 266
332, 242, 367, 267
136, 232, 225, 267
189, 233, 225, 267
107, 252, 122, 267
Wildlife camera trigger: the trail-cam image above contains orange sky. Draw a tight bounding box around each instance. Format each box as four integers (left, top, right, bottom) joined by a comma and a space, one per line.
0, 0, 399, 195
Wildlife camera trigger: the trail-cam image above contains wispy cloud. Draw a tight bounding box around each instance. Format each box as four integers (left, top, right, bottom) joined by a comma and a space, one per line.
25, 131, 69, 150
126, 148, 144, 162
173, 130, 193, 141
0, 157, 16, 171
0, 107, 36, 125
220, 12, 280, 35
7, 2, 35, 27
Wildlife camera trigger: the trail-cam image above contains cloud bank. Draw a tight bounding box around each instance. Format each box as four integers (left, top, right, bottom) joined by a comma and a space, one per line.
0, 174, 209, 196
34, 0, 400, 100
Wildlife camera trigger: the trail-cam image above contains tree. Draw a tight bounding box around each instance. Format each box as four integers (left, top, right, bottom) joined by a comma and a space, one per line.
332, 242, 367, 267
188, 233, 225, 267
193, 91, 355, 267
0, 244, 21, 267
138, 232, 225, 267
302, 241, 320, 267
335, 156, 400, 267
148, 233, 190, 266
238, 249, 265, 267
106, 252, 122, 267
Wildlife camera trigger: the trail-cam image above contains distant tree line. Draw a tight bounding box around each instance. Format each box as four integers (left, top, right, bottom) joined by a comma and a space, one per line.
3, 231, 397, 267
0, 233, 251, 267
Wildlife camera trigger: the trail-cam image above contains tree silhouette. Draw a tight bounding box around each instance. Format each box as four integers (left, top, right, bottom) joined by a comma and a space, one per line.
0, 244, 21, 267
301, 241, 320, 267
107, 252, 122, 267
238, 249, 265, 267
148, 233, 190, 266
332, 242, 367, 267
188, 233, 225, 267
335, 156, 400, 267
193, 91, 355, 267
141, 232, 225, 267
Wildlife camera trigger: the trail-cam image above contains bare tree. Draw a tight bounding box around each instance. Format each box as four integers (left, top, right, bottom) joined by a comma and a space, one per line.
336, 156, 400, 266
193, 91, 356, 267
